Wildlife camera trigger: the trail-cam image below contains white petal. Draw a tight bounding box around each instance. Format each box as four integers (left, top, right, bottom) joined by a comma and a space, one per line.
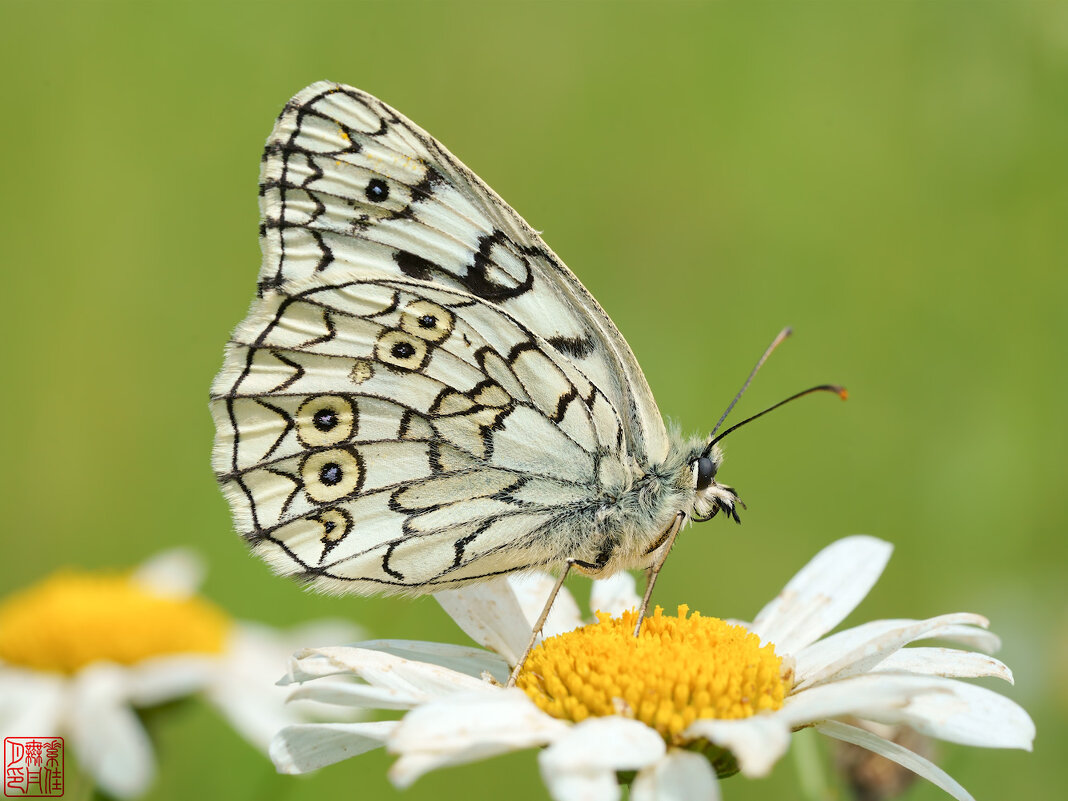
816, 720, 975, 801
388, 689, 568, 787
793, 613, 991, 689
540, 767, 619, 801
281, 646, 362, 683
779, 673, 947, 728
682, 716, 791, 778
131, 548, 205, 597
229, 618, 369, 688
270, 721, 396, 773
632, 749, 720, 801
207, 622, 365, 751
286, 679, 425, 710
508, 572, 585, 637
0, 669, 66, 737
541, 716, 666, 772
210, 661, 314, 754
222, 623, 293, 681
433, 577, 532, 664
750, 536, 892, 655
860, 676, 1035, 750
389, 688, 564, 752
540, 718, 666, 801
68, 665, 155, 799
283, 646, 485, 696
211, 679, 300, 752
877, 647, 1013, 683
345, 639, 509, 682
929, 623, 1001, 653
124, 655, 217, 706
590, 573, 641, 618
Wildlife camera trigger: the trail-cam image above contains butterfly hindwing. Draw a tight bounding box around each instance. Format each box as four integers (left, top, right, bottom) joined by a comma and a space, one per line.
211, 274, 633, 593
257, 81, 669, 465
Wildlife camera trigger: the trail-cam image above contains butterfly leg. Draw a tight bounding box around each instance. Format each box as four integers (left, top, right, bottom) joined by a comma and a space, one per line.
505, 560, 575, 688
632, 512, 685, 636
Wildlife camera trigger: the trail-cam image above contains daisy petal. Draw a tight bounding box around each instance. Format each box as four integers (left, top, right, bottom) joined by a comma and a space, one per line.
124, 655, 217, 706
590, 573, 641, 618
131, 548, 205, 598
350, 639, 509, 681
211, 680, 300, 752
750, 536, 893, 655
876, 647, 1013, 683
286, 679, 425, 710
389, 689, 569, 788
862, 676, 1035, 750
816, 720, 975, 801
509, 572, 584, 637
0, 669, 66, 737
282, 647, 365, 683
682, 716, 791, 778
540, 716, 666, 771
283, 646, 485, 696
69, 665, 155, 799
540, 766, 619, 801
540, 717, 666, 801
777, 673, 948, 728
794, 613, 991, 689
632, 749, 720, 801
434, 577, 531, 664
208, 623, 366, 751
271, 721, 397, 773
930, 624, 1001, 654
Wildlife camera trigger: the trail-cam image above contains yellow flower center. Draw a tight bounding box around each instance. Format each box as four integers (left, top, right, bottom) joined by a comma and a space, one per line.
518, 606, 788, 743
0, 570, 231, 674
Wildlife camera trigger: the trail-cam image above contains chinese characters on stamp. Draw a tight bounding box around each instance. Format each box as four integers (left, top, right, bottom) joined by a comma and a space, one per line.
4, 738, 63, 797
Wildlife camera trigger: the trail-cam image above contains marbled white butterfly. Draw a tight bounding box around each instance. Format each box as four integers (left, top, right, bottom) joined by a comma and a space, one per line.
210, 83, 841, 671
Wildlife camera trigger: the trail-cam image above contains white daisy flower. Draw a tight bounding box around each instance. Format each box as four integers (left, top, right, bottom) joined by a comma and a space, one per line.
270, 536, 1034, 801
0, 550, 361, 799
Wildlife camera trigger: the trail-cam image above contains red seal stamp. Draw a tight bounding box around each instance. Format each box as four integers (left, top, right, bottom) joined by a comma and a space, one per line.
3, 739, 63, 797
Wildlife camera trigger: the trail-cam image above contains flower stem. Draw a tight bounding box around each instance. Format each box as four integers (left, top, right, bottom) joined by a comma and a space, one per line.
793, 728, 832, 801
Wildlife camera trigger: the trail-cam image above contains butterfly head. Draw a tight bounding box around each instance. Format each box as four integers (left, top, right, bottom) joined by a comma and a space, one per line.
689, 446, 742, 524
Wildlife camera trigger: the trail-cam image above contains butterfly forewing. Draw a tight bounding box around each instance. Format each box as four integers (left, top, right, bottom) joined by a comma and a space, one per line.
258, 82, 668, 464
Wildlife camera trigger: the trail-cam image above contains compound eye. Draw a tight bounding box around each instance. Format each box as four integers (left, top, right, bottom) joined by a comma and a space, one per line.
694, 456, 716, 491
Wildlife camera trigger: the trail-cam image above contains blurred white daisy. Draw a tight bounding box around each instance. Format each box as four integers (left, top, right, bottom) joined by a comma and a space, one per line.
0, 550, 360, 799
271, 536, 1034, 801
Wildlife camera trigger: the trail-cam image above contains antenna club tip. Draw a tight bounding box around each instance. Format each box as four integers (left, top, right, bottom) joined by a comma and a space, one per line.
835, 386, 848, 401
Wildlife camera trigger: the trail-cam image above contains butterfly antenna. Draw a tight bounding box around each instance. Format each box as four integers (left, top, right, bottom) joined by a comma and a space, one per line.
708, 326, 793, 439
702, 384, 847, 456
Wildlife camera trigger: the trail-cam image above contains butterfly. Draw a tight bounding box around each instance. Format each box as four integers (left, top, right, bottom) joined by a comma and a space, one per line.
211, 83, 839, 676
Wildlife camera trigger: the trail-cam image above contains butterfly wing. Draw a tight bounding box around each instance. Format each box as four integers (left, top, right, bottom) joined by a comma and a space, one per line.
256, 81, 668, 464
211, 274, 637, 594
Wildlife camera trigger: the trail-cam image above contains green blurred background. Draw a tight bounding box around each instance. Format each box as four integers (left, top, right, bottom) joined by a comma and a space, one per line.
2, 1, 1064, 798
